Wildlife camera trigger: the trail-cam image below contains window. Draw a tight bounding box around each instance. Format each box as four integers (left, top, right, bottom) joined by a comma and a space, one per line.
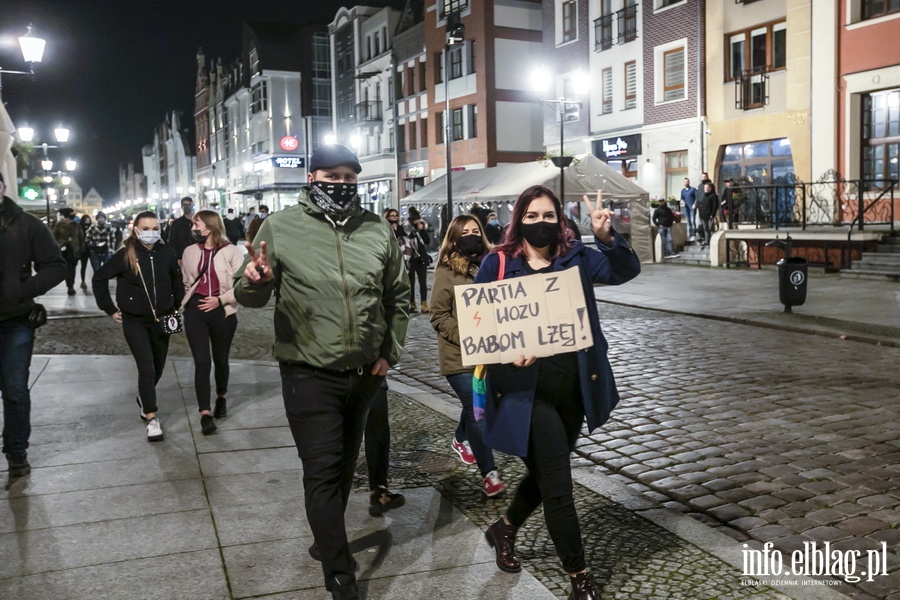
435, 52, 443, 84
719, 138, 794, 185
657, 0, 682, 7
664, 151, 688, 200
449, 45, 463, 79
467, 105, 477, 138
420, 117, 428, 147
727, 21, 786, 81
562, 1, 577, 43
251, 81, 268, 114
250, 48, 259, 74
624, 61, 637, 110
863, 0, 900, 20
595, 0, 612, 51
601, 68, 613, 114
468, 41, 476, 74
452, 107, 464, 141
408, 121, 417, 150
862, 89, 900, 190
436, 111, 445, 144
663, 48, 685, 101
619, 0, 638, 44
418, 62, 427, 93
442, 0, 469, 18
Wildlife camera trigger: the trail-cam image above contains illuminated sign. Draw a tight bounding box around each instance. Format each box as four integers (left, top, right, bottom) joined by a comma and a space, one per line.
592, 134, 642, 160
273, 156, 305, 169
279, 135, 300, 152
253, 159, 271, 172
407, 166, 425, 178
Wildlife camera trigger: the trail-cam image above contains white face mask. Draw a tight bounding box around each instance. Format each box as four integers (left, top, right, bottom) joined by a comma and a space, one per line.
137, 230, 161, 245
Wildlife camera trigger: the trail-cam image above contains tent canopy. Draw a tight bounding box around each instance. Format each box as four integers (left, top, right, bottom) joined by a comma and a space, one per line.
401, 154, 652, 262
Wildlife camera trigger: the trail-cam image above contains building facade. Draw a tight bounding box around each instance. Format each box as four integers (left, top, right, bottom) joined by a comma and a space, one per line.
394, 0, 429, 201
140, 111, 196, 217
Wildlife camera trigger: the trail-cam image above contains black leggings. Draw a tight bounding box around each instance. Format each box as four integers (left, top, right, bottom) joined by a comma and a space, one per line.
408, 259, 428, 304
184, 299, 238, 413
506, 385, 586, 573
122, 317, 170, 414
79, 253, 90, 284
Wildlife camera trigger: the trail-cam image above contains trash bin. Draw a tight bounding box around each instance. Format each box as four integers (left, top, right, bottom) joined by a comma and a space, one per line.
777, 256, 808, 312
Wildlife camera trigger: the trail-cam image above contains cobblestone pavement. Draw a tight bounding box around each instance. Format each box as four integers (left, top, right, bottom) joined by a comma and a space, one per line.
366, 391, 783, 599
36, 298, 900, 598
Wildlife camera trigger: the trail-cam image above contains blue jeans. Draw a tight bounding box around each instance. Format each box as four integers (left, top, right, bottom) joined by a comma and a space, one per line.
89, 251, 111, 274
446, 372, 496, 477
0, 318, 36, 460
658, 226, 674, 256
684, 204, 696, 237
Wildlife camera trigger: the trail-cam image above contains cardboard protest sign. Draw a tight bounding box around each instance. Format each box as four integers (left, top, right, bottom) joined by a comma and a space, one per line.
454, 266, 593, 366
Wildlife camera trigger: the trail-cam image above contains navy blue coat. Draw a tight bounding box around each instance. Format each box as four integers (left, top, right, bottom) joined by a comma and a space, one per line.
473, 231, 641, 457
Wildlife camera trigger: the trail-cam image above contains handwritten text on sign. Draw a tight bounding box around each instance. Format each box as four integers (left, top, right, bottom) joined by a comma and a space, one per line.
454, 267, 593, 366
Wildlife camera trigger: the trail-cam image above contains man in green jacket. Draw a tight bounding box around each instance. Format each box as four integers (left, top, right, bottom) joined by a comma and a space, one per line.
234, 144, 409, 600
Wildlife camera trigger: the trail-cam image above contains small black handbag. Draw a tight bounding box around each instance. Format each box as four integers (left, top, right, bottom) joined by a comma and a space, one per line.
136, 260, 182, 336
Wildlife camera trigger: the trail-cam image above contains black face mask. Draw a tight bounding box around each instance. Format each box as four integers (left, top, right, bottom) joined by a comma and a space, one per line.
520, 221, 558, 249
191, 230, 208, 244
309, 181, 358, 220
456, 234, 484, 257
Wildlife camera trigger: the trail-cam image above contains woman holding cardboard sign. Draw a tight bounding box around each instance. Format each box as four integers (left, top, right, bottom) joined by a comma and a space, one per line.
430, 215, 507, 498
474, 185, 640, 600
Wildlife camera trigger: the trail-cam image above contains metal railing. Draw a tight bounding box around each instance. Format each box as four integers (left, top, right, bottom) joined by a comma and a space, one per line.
618, 5, 638, 44
594, 14, 613, 51
355, 101, 383, 124
734, 68, 769, 110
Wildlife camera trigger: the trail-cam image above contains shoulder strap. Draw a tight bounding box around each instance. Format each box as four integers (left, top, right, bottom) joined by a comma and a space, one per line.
497, 251, 506, 281
187, 247, 220, 290
135, 260, 159, 322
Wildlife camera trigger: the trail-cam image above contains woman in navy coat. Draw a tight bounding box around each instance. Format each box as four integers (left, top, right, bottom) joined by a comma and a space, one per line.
474, 185, 640, 600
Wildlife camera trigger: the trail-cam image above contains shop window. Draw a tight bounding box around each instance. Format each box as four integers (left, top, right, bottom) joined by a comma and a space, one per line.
717, 138, 794, 185
862, 88, 900, 190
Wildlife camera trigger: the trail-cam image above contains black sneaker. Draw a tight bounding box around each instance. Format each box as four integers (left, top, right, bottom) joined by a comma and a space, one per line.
6, 453, 31, 478
200, 414, 217, 435
213, 396, 227, 419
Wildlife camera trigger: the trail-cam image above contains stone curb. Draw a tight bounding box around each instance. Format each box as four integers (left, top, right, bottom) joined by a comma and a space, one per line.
388, 379, 854, 600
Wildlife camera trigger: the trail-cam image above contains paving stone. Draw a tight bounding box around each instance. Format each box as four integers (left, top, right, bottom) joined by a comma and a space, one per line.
747, 524, 793, 542
686, 495, 727, 511
858, 495, 900, 510
837, 516, 888, 536
806, 508, 844, 525
708, 503, 751, 523
805, 526, 852, 543
739, 495, 787, 513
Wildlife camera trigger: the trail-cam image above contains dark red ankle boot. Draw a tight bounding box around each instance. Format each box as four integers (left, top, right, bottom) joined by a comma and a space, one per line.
568, 571, 599, 600
485, 517, 521, 573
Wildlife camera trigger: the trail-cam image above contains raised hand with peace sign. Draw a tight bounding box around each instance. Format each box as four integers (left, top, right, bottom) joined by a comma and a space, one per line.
243, 241, 273, 284
582, 189, 615, 246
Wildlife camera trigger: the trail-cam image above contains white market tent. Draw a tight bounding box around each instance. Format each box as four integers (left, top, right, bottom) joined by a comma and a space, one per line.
401, 154, 652, 262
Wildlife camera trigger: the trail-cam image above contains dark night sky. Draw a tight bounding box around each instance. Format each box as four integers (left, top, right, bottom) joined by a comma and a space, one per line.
2, 0, 403, 201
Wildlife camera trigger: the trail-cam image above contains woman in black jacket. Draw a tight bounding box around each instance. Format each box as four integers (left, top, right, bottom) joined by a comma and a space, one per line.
78, 214, 92, 290
698, 181, 719, 248
93, 211, 184, 442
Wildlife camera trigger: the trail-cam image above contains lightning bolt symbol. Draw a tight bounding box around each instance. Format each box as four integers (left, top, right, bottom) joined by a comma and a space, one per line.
474, 311, 481, 327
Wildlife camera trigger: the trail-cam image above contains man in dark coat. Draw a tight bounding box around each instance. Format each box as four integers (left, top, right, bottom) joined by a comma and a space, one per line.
0, 172, 67, 477
652, 202, 678, 258
698, 182, 719, 248
52, 207, 84, 295
223, 208, 245, 244
167, 196, 195, 262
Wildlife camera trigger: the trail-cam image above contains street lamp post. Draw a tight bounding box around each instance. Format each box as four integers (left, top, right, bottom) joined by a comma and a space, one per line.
443, 16, 465, 225
532, 68, 588, 205
0, 25, 46, 100
21, 126, 73, 223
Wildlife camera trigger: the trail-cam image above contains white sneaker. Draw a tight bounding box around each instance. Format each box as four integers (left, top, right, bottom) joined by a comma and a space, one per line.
146, 418, 164, 442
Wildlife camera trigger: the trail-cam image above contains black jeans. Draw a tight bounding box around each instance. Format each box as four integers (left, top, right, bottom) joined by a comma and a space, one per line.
280, 362, 384, 590
78, 252, 90, 284
506, 383, 586, 573
364, 380, 390, 490
408, 258, 428, 305
184, 298, 238, 412
64, 252, 78, 291
122, 317, 170, 414
0, 318, 35, 459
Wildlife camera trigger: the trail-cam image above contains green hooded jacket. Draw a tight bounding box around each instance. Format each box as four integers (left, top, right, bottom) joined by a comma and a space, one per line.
234, 189, 410, 371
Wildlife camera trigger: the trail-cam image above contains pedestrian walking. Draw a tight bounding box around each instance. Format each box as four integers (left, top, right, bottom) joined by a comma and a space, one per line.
77, 214, 93, 290
92, 210, 184, 442
245, 204, 269, 244
181, 210, 243, 435
698, 181, 719, 249
652, 202, 679, 259
475, 185, 640, 600
235, 144, 410, 600
404, 207, 431, 313
0, 172, 66, 478
485, 212, 504, 244
85, 211, 116, 273
680, 178, 698, 241
430, 215, 506, 497
52, 207, 84, 296
167, 196, 195, 262
223, 208, 245, 244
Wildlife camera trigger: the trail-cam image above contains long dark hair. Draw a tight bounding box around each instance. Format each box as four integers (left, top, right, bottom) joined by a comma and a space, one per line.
492, 185, 574, 259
